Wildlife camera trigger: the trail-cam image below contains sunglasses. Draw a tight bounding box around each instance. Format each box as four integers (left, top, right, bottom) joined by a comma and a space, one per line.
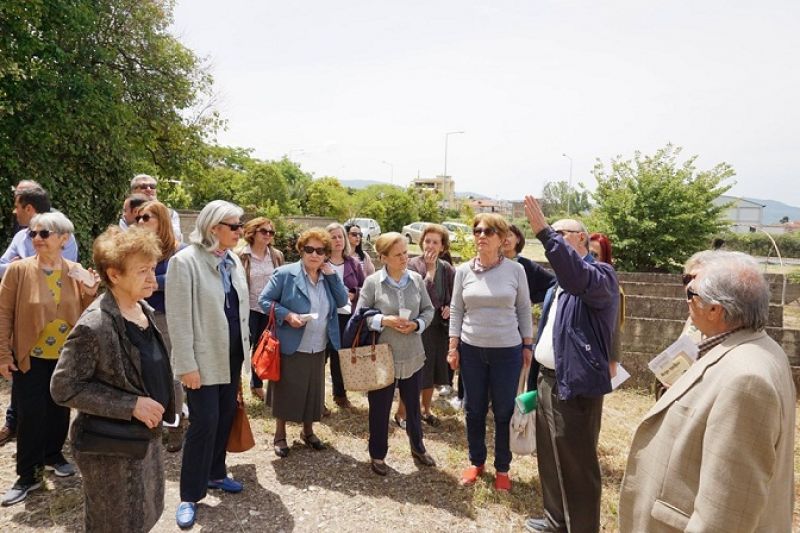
29, 229, 52, 240
686, 287, 701, 301
218, 222, 244, 231
682, 273, 695, 286
134, 184, 157, 190
135, 213, 155, 223
556, 229, 581, 237
589, 250, 600, 259
472, 227, 497, 237
257, 228, 276, 236
302, 246, 327, 256
349, 231, 362, 237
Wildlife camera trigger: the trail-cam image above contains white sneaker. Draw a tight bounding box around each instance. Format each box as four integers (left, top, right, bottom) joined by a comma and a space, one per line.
449, 397, 463, 410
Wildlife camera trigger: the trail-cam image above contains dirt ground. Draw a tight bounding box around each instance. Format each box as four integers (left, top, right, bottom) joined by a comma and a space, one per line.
0, 373, 798, 532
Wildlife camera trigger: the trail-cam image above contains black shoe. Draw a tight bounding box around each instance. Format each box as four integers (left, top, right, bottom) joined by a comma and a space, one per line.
273, 438, 289, 458
2, 479, 42, 507
411, 448, 436, 467
300, 432, 326, 450
370, 459, 388, 476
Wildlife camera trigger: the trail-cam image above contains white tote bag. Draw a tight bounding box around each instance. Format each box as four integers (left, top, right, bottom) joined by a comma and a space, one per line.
509, 364, 536, 456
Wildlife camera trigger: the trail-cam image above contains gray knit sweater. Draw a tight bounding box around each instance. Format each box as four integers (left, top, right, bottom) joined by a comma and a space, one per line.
449, 258, 533, 348
356, 270, 434, 379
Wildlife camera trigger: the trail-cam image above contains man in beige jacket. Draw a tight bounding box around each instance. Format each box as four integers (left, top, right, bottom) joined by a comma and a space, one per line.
619, 252, 795, 532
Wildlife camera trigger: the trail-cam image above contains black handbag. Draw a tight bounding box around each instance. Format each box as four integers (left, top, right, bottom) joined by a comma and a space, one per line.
73, 415, 155, 460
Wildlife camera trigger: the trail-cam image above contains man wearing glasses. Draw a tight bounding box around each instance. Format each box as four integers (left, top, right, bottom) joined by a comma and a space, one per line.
619, 252, 794, 532
124, 174, 182, 241
523, 196, 619, 533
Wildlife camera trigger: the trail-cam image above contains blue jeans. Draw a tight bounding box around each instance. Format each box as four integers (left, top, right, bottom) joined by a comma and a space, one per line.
459, 342, 523, 473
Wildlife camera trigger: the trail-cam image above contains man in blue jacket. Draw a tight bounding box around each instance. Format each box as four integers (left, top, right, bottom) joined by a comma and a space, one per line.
523, 195, 619, 533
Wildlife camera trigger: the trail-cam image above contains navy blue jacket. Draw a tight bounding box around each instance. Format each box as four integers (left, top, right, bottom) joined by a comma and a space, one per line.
531, 227, 619, 400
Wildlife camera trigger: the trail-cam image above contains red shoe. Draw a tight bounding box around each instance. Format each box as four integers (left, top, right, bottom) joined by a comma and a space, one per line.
494, 472, 511, 492
460, 465, 484, 486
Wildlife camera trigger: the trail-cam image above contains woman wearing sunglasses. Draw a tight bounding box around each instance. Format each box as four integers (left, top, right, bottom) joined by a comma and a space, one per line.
0, 212, 99, 506
166, 201, 250, 529
258, 228, 348, 458
345, 223, 375, 276
448, 213, 533, 492
237, 217, 284, 401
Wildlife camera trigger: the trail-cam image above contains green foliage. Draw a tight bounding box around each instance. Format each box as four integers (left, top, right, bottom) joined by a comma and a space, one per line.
540, 181, 591, 216
236, 161, 293, 214
0, 0, 215, 253
305, 177, 351, 219
274, 157, 313, 212
591, 144, 734, 272
717, 231, 800, 259
351, 184, 417, 232
415, 190, 444, 223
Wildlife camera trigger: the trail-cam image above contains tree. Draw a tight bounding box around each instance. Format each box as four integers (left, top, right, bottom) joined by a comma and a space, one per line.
591, 144, 734, 272
352, 184, 418, 232
236, 161, 292, 213
305, 177, 351, 220
274, 157, 313, 212
540, 180, 591, 217
414, 189, 444, 223
0, 0, 215, 250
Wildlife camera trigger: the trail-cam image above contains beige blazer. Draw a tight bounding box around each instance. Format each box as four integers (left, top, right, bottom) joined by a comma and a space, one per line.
619, 329, 795, 533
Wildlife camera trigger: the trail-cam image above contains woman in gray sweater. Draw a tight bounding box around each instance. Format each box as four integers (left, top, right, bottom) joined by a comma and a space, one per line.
448, 213, 533, 492
355, 232, 435, 476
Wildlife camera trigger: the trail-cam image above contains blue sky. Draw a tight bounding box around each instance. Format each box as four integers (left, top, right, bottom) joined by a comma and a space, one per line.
171, 0, 800, 205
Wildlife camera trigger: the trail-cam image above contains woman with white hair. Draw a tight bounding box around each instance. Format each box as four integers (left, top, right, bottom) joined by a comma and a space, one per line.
0, 212, 99, 506
166, 200, 250, 529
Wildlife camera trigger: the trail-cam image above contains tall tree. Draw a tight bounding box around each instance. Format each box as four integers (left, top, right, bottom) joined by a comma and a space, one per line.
592, 144, 734, 272
0, 0, 215, 249
540, 180, 591, 217
305, 177, 351, 220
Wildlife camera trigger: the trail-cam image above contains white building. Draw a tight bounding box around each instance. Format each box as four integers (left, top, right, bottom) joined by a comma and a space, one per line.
714, 195, 764, 233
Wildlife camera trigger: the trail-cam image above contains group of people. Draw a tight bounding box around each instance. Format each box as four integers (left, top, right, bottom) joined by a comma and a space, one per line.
0, 178, 794, 532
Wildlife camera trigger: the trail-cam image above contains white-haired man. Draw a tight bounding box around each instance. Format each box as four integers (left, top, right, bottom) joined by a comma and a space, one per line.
619, 252, 795, 532
126, 174, 182, 241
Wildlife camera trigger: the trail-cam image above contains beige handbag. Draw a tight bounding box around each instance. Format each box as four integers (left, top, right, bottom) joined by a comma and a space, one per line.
510, 364, 537, 456
339, 319, 395, 392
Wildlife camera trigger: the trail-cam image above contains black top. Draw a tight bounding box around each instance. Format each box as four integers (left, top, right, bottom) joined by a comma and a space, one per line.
124, 318, 172, 412
517, 255, 556, 304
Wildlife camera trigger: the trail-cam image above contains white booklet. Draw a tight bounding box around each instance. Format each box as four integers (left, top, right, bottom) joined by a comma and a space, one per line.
611, 364, 630, 390
648, 335, 699, 387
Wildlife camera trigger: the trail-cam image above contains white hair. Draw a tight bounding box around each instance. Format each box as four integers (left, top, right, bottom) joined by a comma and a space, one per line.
326, 222, 352, 257
190, 200, 243, 252
694, 251, 770, 331
130, 174, 157, 190
29, 211, 74, 235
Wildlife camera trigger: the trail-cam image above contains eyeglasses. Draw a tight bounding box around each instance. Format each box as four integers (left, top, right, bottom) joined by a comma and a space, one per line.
257, 228, 276, 236
29, 229, 52, 240
682, 273, 695, 286
135, 213, 155, 223
349, 231, 362, 237
686, 287, 701, 301
134, 183, 157, 191
472, 227, 497, 237
218, 222, 244, 231
589, 250, 599, 258
556, 229, 581, 237
302, 246, 327, 256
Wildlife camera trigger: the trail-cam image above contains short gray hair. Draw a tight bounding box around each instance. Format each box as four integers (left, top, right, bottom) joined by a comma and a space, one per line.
694, 252, 769, 331
190, 200, 244, 251
130, 174, 157, 190
326, 222, 351, 257
684, 250, 718, 274
29, 211, 74, 235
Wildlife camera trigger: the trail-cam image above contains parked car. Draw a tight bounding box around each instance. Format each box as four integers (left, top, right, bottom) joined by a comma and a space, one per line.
401, 222, 428, 244
345, 217, 381, 242
443, 221, 470, 243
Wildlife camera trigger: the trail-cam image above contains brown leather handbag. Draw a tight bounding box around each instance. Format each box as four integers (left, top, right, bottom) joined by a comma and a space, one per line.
252, 303, 280, 381
227, 396, 255, 453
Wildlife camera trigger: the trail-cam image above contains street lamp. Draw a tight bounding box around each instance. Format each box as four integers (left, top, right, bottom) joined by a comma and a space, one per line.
381, 160, 394, 184
443, 131, 465, 178
562, 153, 573, 215
749, 226, 787, 305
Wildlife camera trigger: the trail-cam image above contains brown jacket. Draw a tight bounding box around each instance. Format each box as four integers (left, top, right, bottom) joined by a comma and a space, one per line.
0, 256, 95, 372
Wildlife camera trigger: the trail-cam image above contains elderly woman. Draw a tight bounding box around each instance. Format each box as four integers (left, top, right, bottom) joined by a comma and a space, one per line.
166, 200, 250, 529
355, 232, 435, 476
0, 212, 99, 505
449, 213, 533, 491
136, 200, 187, 452
325, 222, 365, 409
346, 223, 375, 276
50, 227, 174, 531
259, 228, 348, 457
237, 217, 285, 401
395, 223, 455, 428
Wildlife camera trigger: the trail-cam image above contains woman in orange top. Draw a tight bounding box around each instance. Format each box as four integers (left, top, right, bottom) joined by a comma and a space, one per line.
0, 212, 99, 506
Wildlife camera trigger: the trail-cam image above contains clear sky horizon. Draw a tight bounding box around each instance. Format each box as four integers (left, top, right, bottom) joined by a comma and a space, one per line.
170, 0, 800, 205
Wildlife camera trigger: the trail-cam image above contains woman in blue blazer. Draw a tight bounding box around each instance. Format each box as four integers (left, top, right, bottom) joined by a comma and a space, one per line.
259, 228, 348, 458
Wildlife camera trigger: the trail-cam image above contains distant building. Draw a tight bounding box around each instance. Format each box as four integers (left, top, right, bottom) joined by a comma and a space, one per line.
714, 195, 765, 234
411, 175, 457, 209
511, 201, 526, 219
469, 198, 512, 217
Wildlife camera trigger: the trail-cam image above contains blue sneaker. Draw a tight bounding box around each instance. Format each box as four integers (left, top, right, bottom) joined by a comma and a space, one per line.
176, 502, 197, 529
207, 477, 243, 493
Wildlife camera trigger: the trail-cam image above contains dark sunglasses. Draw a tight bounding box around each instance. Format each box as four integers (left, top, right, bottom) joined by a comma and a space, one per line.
302, 245, 327, 256
589, 250, 600, 259
556, 229, 581, 237
135, 213, 155, 223
686, 287, 701, 301
134, 183, 157, 190
682, 273, 695, 286
349, 231, 362, 237
472, 227, 497, 237
257, 228, 276, 236
29, 229, 52, 240
218, 222, 244, 231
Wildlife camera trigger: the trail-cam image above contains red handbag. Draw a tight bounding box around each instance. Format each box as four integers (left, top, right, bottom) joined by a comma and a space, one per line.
252, 304, 280, 381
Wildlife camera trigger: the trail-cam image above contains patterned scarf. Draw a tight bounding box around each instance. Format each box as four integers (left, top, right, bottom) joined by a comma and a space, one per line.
469, 255, 505, 274
697, 326, 744, 358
